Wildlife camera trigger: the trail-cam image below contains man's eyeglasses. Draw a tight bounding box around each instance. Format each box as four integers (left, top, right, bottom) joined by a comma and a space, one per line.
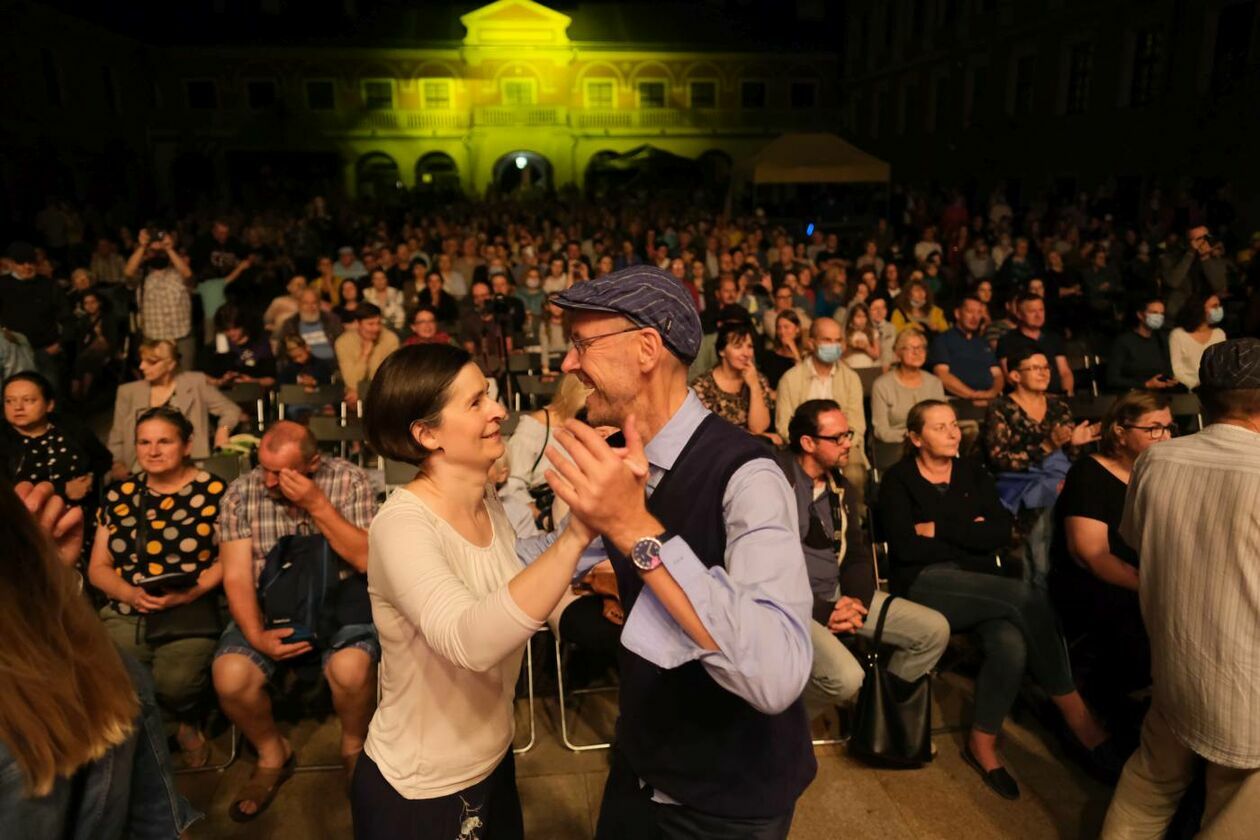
1017, 364, 1051, 373
1123, 423, 1178, 439
570, 325, 645, 355
811, 431, 855, 444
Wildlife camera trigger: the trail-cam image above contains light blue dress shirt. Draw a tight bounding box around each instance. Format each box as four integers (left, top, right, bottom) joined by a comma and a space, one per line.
516, 391, 814, 717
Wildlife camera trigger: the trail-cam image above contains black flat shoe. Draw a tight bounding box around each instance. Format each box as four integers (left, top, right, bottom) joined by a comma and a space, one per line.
961, 746, 1020, 800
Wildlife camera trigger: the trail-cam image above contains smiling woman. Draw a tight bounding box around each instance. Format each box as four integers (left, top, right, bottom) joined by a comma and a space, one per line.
355, 344, 594, 839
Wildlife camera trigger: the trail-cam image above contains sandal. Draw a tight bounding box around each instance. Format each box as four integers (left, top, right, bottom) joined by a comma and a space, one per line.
228, 752, 297, 823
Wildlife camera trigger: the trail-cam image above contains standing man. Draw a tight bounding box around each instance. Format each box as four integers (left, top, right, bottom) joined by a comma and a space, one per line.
527, 265, 816, 838
124, 229, 196, 370
1164, 225, 1228, 319
782, 399, 949, 720
775, 317, 868, 509
1101, 338, 1260, 837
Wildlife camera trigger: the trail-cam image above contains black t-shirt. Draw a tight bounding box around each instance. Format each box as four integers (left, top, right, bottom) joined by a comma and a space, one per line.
191, 235, 244, 279
1050, 455, 1137, 569
996, 328, 1068, 393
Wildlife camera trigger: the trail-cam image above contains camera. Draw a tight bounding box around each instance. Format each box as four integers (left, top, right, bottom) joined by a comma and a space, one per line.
146, 228, 167, 243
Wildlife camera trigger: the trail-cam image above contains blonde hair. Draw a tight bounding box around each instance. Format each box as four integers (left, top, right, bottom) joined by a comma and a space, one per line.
139, 337, 180, 367
547, 374, 590, 422
0, 481, 139, 795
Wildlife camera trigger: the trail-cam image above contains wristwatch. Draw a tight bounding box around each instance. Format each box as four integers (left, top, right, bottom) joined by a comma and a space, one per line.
630, 532, 671, 572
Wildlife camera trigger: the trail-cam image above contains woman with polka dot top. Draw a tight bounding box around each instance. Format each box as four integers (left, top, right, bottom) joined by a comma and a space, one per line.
87, 405, 227, 769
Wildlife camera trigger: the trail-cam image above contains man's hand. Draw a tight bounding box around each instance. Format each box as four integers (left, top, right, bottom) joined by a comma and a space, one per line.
914, 521, 936, 538
15, 481, 84, 566
250, 627, 314, 661
546, 415, 654, 553
44, 342, 62, 355
127, 586, 169, 614
827, 596, 868, 634
277, 467, 326, 512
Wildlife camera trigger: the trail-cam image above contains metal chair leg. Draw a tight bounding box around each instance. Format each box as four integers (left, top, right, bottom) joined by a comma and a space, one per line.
513, 641, 536, 755
175, 724, 241, 775
555, 635, 612, 752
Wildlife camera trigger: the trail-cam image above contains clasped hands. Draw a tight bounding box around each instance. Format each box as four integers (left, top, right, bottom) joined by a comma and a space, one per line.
544, 414, 658, 554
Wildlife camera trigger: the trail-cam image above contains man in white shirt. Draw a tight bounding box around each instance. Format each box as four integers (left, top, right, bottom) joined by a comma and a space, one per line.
1101, 338, 1260, 838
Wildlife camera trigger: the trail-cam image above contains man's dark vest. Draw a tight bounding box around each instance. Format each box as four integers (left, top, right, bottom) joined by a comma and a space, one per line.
605, 413, 817, 819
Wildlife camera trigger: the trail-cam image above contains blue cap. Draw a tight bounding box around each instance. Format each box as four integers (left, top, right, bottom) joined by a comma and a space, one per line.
552, 265, 701, 363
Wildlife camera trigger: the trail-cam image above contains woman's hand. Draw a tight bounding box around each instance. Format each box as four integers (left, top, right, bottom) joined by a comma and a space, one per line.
64, 473, 93, 501
1070, 421, 1101, 446
15, 481, 84, 566
127, 585, 168, 614
914, 521, 936, 538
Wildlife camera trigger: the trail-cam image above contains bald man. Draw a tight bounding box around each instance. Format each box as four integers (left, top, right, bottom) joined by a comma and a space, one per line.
212, 421, 379, 821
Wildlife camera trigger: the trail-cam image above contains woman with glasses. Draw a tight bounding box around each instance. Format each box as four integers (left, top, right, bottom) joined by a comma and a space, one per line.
985, 347, 1099, 591
402, 305, 452, 347
870, 330, 945, 443
1049, 391, 1174, 729
883, 400, 1119, 800
691, 322, 779, 443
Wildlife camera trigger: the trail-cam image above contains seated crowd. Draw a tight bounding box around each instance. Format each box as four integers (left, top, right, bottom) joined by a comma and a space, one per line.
1, 183, 1257, 835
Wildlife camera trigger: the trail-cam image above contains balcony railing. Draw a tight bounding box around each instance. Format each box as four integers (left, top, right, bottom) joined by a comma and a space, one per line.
151, 105, 838, 137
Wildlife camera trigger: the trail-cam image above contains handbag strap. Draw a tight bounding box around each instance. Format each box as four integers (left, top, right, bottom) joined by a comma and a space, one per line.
527, 408, 550, 479
870, 594, 897, 650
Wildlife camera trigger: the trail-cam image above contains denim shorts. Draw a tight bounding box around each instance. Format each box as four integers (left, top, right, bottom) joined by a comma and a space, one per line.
213, 620, 380, 682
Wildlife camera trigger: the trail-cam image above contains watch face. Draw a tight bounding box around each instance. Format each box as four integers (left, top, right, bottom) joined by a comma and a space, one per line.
632, 536, 662, 571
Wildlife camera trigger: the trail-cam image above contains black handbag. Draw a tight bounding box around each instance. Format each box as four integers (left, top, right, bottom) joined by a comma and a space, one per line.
849, 595, 934, 768
133, 484, 224, 644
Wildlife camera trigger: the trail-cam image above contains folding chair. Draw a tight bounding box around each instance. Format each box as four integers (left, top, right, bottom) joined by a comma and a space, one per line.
554, 632, 616, 752
175, 726, 241, 775
382, 457, 418, 489
220, 381, 268, 431
515, 375, 558, 411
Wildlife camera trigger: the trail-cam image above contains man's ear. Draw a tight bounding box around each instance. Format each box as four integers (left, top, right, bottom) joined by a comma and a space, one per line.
307, 451, 322, 473
637, 328, 666, 372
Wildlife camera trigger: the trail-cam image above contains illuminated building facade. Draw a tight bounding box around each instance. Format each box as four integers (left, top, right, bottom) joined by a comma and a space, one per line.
144, 0, 840, 200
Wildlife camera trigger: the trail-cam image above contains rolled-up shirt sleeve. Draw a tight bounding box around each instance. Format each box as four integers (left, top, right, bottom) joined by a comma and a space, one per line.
620, 459, 814, 715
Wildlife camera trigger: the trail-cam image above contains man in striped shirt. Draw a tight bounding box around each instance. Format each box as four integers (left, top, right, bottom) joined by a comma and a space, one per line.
1102, 338, 1260, 838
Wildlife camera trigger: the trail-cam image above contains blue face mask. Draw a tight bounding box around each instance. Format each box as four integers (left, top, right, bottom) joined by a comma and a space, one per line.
1208, 306, 1225, 325
815, 343, 842, 364
1144, 313, 1165, 331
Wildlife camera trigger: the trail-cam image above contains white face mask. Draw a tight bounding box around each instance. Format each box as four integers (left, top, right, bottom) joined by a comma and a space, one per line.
1208, 306, 1224, 325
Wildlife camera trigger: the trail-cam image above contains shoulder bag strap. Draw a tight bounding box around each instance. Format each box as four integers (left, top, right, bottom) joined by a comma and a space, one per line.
527, 408, 550, 480
871, 594, 897, 650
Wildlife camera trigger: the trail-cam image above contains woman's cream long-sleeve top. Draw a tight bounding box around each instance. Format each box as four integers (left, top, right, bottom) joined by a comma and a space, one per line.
363, 485, 542, 799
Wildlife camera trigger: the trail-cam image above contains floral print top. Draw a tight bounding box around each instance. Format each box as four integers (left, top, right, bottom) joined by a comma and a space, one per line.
983, 395, 1079, 472
691, 370, 776, 432
97, 470, 226, 614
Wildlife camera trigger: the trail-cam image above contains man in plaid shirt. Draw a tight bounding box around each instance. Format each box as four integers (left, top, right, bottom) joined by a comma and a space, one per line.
211, 421, 379, 821
124, 228, 196, 367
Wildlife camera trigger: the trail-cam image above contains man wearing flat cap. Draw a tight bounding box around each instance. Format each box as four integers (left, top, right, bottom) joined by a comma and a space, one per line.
1102, 337, 1260, 838
516, 265, 816, 838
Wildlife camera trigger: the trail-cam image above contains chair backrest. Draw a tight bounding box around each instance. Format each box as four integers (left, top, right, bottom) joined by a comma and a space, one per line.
382, 457, 418, 487
1068, 393, 1117, 421
507, 354, 535, 374
198, 452, 245, 483
856, 366, 883, 397
501, 411, 521, 438
948, 397, 988, 423
870, 439, 904, 475
1170, 393, 1204, 430
278, 383, 344, 410
309, 415, 365, 442
221, 381, 265, 403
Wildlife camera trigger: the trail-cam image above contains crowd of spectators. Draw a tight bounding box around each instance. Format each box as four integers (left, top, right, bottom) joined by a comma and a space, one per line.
2, 180, 1258, 830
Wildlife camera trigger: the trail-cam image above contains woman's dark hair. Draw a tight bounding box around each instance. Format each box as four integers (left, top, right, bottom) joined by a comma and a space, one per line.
715, 321, 755, 354
3, 371, 55, 403
903, 398, 955, 459
788, 398, 842, 454
1174, 294, 1211, 333
1004, 345, 1047, 373
364, 344, 473, 467
1100, 390, 1172, 457
340, 278, 360, 299
773, 308, 802, 349
134, 405, 194, 444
